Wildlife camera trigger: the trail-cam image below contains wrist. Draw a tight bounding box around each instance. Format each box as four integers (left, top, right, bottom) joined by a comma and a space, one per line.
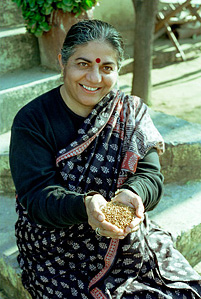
83, 191, 99, 206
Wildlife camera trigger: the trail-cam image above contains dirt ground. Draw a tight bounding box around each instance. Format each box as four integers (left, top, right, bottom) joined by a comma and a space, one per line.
119, 54, 201, 125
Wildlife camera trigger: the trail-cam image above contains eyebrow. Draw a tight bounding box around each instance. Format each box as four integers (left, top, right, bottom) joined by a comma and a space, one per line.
75, 57, 116, 65
76, 57, 91, 63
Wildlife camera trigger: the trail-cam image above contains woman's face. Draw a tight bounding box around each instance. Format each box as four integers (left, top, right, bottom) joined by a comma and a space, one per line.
59, 40, 119, 117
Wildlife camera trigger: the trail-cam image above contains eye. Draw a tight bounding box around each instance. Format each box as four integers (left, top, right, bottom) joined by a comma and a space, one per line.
103, 66, 113, 73
78, 62, 89, 68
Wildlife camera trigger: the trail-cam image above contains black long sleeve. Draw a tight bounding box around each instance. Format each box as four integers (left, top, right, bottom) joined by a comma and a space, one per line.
9, 87, 164, 228
122, 148, 164, 211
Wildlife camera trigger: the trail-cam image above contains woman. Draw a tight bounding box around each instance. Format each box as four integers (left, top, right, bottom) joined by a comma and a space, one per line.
9, 20, 201, 298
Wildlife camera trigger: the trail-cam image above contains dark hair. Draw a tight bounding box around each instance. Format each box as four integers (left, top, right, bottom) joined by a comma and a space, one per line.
61, 19, 124, 70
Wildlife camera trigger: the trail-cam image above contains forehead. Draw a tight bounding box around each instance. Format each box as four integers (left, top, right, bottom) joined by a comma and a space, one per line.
70, 40, 118, 63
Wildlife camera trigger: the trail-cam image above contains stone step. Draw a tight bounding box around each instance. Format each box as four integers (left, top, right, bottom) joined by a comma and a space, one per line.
0, 194, 31, 298
119, 36, 201, 75
0, 181, 200, 298
0, 66, 61, 134
0, 26, 40, 75
194, 261, 201, 276
0, 109, 201, 193
0, 0, 24, 28
0, 132, 14, 194
149, 110, 201, 183
148, 180, 201, 268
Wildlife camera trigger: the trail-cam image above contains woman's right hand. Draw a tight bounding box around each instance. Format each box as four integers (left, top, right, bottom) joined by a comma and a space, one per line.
84, 193, 125, 239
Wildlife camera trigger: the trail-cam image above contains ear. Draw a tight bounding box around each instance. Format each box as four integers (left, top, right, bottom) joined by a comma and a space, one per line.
58, 54, 63, 69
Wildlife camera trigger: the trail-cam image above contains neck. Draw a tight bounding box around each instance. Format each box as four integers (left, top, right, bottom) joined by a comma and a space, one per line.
60, 85, 93, 117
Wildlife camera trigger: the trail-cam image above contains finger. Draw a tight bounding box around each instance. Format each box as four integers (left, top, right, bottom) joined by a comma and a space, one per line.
112, 190, 145, 217
91, 220, 123, 235
131, 225, 139, 233
100, 220, 124, 234
94, 204, 106, 222
129, 216, 143, 230
99, 228, 126, 239
89, 194, 106, 222
135, 204, 144, 218
124, 223, 140, 234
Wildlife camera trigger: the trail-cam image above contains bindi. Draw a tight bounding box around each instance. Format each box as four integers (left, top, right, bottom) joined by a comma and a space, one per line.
96, 58, 101, 63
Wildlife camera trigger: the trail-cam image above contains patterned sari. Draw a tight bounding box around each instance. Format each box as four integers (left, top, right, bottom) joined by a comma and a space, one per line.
15, 90, 201, 298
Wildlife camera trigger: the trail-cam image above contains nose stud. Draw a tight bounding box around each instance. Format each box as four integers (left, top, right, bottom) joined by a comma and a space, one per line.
96, 58, 101, 63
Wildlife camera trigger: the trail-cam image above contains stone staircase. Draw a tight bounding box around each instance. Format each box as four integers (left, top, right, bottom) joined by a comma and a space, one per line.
0, 0, 61, 195
0, 2, 62, 297
0, 0, 201, 298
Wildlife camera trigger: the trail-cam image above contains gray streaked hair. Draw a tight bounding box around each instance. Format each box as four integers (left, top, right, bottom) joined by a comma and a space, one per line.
61, 19, 124, 70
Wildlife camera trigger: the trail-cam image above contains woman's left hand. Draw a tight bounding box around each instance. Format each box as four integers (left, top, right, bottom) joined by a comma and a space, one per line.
84, 193, 124, 238
111, 189, 145, 236
84, 189, 144, 240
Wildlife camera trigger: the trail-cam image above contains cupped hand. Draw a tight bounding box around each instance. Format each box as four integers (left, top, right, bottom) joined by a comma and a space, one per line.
84, 193, 125, 239
111, 189, 145, 235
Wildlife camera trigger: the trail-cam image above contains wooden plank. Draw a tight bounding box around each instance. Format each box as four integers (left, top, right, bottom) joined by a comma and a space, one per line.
168, 16, 197, 24
188, 4, 201, 22
157, 11, 186, 60
156, 0, 192, 32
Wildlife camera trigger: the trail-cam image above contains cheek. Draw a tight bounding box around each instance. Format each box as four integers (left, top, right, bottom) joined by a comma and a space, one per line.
64, 66, 84, 84
104, 73, 118, 87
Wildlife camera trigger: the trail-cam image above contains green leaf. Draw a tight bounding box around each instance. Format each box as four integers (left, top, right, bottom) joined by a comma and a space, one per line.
40, 22, 51, 32
34, 28, 44, 37
75, 10, 81, 17
37, 0, 45, 4
81, 3, 89, 10
30, 0, 36, 8
85, 0, 93, 7
12, 0, 22, 7
72, 2, 78, 7
41, 5, 53, 15
63, 0, 73, 5
12, 0, 99, 36
55, 2, 62, 8
35, 13, 43, 21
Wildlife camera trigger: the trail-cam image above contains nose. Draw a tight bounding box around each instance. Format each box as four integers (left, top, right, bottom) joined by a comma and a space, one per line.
86, 66, 102, 84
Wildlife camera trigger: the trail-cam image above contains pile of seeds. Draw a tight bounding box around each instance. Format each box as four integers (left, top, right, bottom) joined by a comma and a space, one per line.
102, 201, 136, 230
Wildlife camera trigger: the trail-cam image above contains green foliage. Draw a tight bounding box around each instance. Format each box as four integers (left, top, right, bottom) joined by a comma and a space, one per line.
12, 0, 98, 37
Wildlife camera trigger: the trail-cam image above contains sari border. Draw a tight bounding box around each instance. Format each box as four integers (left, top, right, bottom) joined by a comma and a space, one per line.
56, 91, 121, 166
56, 133, 98, 165
90, 287, 108, 299
89, 239, 119, 290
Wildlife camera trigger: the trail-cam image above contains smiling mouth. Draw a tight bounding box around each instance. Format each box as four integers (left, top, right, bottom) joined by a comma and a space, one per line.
80, 84, 101, 91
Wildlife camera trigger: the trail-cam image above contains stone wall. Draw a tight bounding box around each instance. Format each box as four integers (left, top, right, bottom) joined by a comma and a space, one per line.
0, 0, 23, 28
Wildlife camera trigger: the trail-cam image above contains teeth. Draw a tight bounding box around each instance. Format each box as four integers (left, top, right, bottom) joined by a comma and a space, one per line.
82, 84, 98, 91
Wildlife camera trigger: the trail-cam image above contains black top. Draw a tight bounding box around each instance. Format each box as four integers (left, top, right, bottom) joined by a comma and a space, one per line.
9, 86, 164, 228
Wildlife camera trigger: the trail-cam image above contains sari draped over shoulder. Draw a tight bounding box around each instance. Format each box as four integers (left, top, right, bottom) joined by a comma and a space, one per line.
56, 89, 164, 198
15, 90, 201, 299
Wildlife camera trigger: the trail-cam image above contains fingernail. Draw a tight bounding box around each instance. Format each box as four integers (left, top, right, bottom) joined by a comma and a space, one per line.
98, 215, 104, 221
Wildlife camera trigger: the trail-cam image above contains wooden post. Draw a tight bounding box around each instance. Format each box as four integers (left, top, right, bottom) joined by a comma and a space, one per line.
131, 0, 159, 105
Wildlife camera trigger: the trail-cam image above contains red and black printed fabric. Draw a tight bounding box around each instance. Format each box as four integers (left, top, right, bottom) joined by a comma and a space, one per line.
15, 90, 201, 298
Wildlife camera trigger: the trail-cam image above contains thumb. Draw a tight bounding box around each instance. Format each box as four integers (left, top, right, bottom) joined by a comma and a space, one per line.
135, 200, 144, 218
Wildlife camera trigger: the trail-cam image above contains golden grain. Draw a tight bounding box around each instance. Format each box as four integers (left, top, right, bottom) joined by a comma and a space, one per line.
102, 201, 136, 229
